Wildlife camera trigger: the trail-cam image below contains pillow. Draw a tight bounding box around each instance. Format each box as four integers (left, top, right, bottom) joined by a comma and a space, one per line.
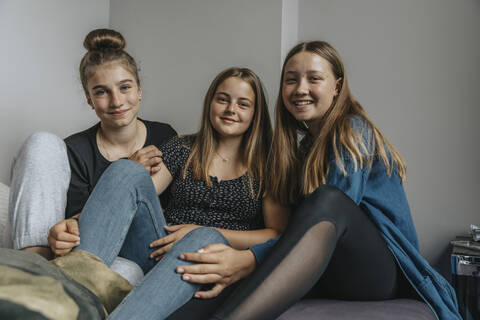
0, 182, 11, 248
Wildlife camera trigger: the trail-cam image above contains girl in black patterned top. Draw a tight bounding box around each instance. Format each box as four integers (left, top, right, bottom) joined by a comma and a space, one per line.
103, 67, 289, 318
149, 68, 289, 262
158, 135, 263, 231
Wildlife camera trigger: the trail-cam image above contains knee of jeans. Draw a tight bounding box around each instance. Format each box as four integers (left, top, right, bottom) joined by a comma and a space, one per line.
183, 227, 229, 246
107, 159, 148, 180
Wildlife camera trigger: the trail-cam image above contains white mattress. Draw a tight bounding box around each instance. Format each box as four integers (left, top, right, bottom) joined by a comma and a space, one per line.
0, 182, 11, 248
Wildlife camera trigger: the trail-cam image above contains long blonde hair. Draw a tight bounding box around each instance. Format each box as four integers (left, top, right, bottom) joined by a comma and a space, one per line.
268, 41, 406, 205
183, 67, 272, 197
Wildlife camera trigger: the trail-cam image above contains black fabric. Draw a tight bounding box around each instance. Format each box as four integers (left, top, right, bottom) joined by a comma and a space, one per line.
0, 300, 49, 320
166, 281, 241, 320
64, 119, 176, 218
159, 136, 263, 231
212, 185, 419, 320
0, 248, 105, 319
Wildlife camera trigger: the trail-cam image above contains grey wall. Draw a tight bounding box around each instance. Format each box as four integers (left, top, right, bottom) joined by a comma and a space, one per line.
109, 0, 282, 135
281, 0, 298, 63
298, 0, 480, 263
0, 0, 110, 184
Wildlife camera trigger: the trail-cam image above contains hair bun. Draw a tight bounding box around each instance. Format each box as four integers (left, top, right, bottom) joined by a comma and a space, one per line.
83, 28, 126, 51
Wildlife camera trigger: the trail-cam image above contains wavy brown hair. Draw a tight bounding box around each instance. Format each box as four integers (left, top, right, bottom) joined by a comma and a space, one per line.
268, 41, 406, 205
183, 67, 272, 198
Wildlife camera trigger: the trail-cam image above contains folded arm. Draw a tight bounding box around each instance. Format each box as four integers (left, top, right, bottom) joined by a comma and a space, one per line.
171, 197, 290, 298
150, 196, 289, 258
211, 195, 289, 249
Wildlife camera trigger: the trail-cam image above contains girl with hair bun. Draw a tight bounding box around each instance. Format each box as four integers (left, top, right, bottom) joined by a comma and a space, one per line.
8, 29, 176, 278
67, 28, 176, 219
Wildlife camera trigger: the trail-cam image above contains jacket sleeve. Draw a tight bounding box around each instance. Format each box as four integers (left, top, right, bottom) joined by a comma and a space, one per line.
249, 237, 279, 264
325, 118, 373, 205
325, 158, 370, 205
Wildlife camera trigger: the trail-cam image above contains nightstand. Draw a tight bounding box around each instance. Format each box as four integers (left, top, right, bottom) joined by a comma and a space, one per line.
451, 236, 480, 320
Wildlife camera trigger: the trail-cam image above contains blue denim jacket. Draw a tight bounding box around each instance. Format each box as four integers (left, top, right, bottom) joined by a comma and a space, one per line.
251, 117, 460, 320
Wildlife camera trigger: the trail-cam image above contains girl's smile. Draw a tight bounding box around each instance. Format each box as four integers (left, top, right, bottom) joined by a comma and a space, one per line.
282, 51, 340, 128
86, 63, 142, 129
210, 77, 255, 138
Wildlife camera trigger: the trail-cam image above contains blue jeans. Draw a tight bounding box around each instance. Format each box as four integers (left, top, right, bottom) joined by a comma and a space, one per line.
75, 160, 229, 319
75, 159, 167, 274
110, 227, 228, 319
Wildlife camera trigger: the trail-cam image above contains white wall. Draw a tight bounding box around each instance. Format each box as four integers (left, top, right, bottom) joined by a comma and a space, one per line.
298, 0, 480, 263
0, 0, 109, 184
2, 0, 478, 267
109, 0, 282, 135
281, 0, 298, 63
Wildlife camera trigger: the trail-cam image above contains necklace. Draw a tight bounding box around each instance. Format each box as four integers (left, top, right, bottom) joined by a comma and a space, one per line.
215, 151, 230, 162
97, 130, 112, 161
98, 124, 140, 161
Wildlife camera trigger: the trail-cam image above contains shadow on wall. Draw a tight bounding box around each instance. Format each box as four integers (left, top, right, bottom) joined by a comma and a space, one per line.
433, 243, 453, 284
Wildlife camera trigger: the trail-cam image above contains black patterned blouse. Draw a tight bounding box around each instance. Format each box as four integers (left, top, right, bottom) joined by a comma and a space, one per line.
160, 136, 263, 231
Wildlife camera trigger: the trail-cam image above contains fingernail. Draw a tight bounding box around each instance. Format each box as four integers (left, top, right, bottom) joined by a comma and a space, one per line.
194, 293, 200, 298
197, 248, 205, 253
177, 267, 184, 273
75, 241, 80, 245
182, 275, 190, 281
179, 254, 185, 259
150, 254, 153, 259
